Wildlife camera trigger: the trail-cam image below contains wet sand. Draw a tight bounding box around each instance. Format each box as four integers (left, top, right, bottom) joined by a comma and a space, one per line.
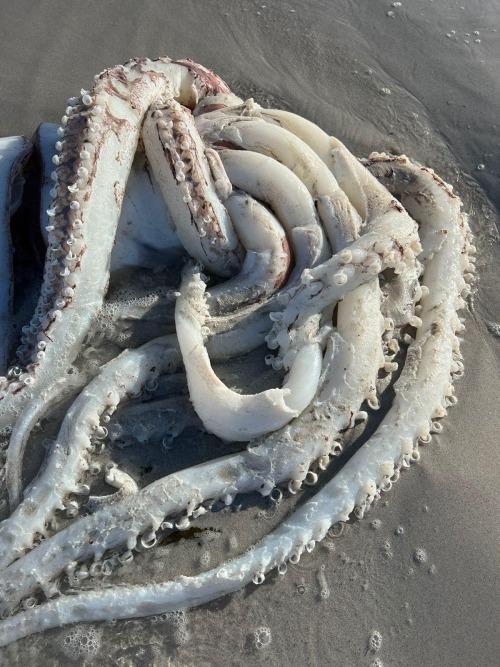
0, 1, 499, 665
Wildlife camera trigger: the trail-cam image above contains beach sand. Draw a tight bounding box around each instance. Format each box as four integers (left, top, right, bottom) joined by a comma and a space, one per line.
0, 1, 499, 665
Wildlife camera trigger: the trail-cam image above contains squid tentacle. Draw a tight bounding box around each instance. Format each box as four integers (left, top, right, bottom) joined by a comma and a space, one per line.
142, 98, 244, 277
176, 267, 323, 441
0, 337, 181, 570
266, 141, 421, 370
0, 57, 230, 438
197, 113, 361, 249
0, 198, 386, 617
0, 153, 469, 647
206, 191, 291, 314
0, 58, 472, 651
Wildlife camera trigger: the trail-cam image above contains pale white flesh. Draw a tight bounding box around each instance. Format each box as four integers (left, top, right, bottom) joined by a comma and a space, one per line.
36, 123, 182, 271
207, 191, 291, 313
0, 62, 472, 649
0, 59, 231, 437
175, 269, 322, 441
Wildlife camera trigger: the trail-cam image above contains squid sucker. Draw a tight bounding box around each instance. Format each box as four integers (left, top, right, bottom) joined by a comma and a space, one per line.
0, 57, 473, 648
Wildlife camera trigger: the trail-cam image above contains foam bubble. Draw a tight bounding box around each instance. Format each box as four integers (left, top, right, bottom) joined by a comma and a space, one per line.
228, 533, 238, 551
57, 624, 103, 662
164, 609, 186, 627
296, 582, 307, 595
254, 626, 272, 650
316, 565, 330, 600
173, 625, 190, 645
200, 550, 211, 567
369, 629, 383, 652
381, 540, 393, 559
413, 548, 428, 564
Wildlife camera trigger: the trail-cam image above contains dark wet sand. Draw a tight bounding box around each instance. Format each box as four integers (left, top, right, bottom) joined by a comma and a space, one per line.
0, 1, 499, 665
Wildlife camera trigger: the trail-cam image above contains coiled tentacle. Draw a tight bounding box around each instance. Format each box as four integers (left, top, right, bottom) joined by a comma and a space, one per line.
0, 60, 471, 650
0, 57, 231, 437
